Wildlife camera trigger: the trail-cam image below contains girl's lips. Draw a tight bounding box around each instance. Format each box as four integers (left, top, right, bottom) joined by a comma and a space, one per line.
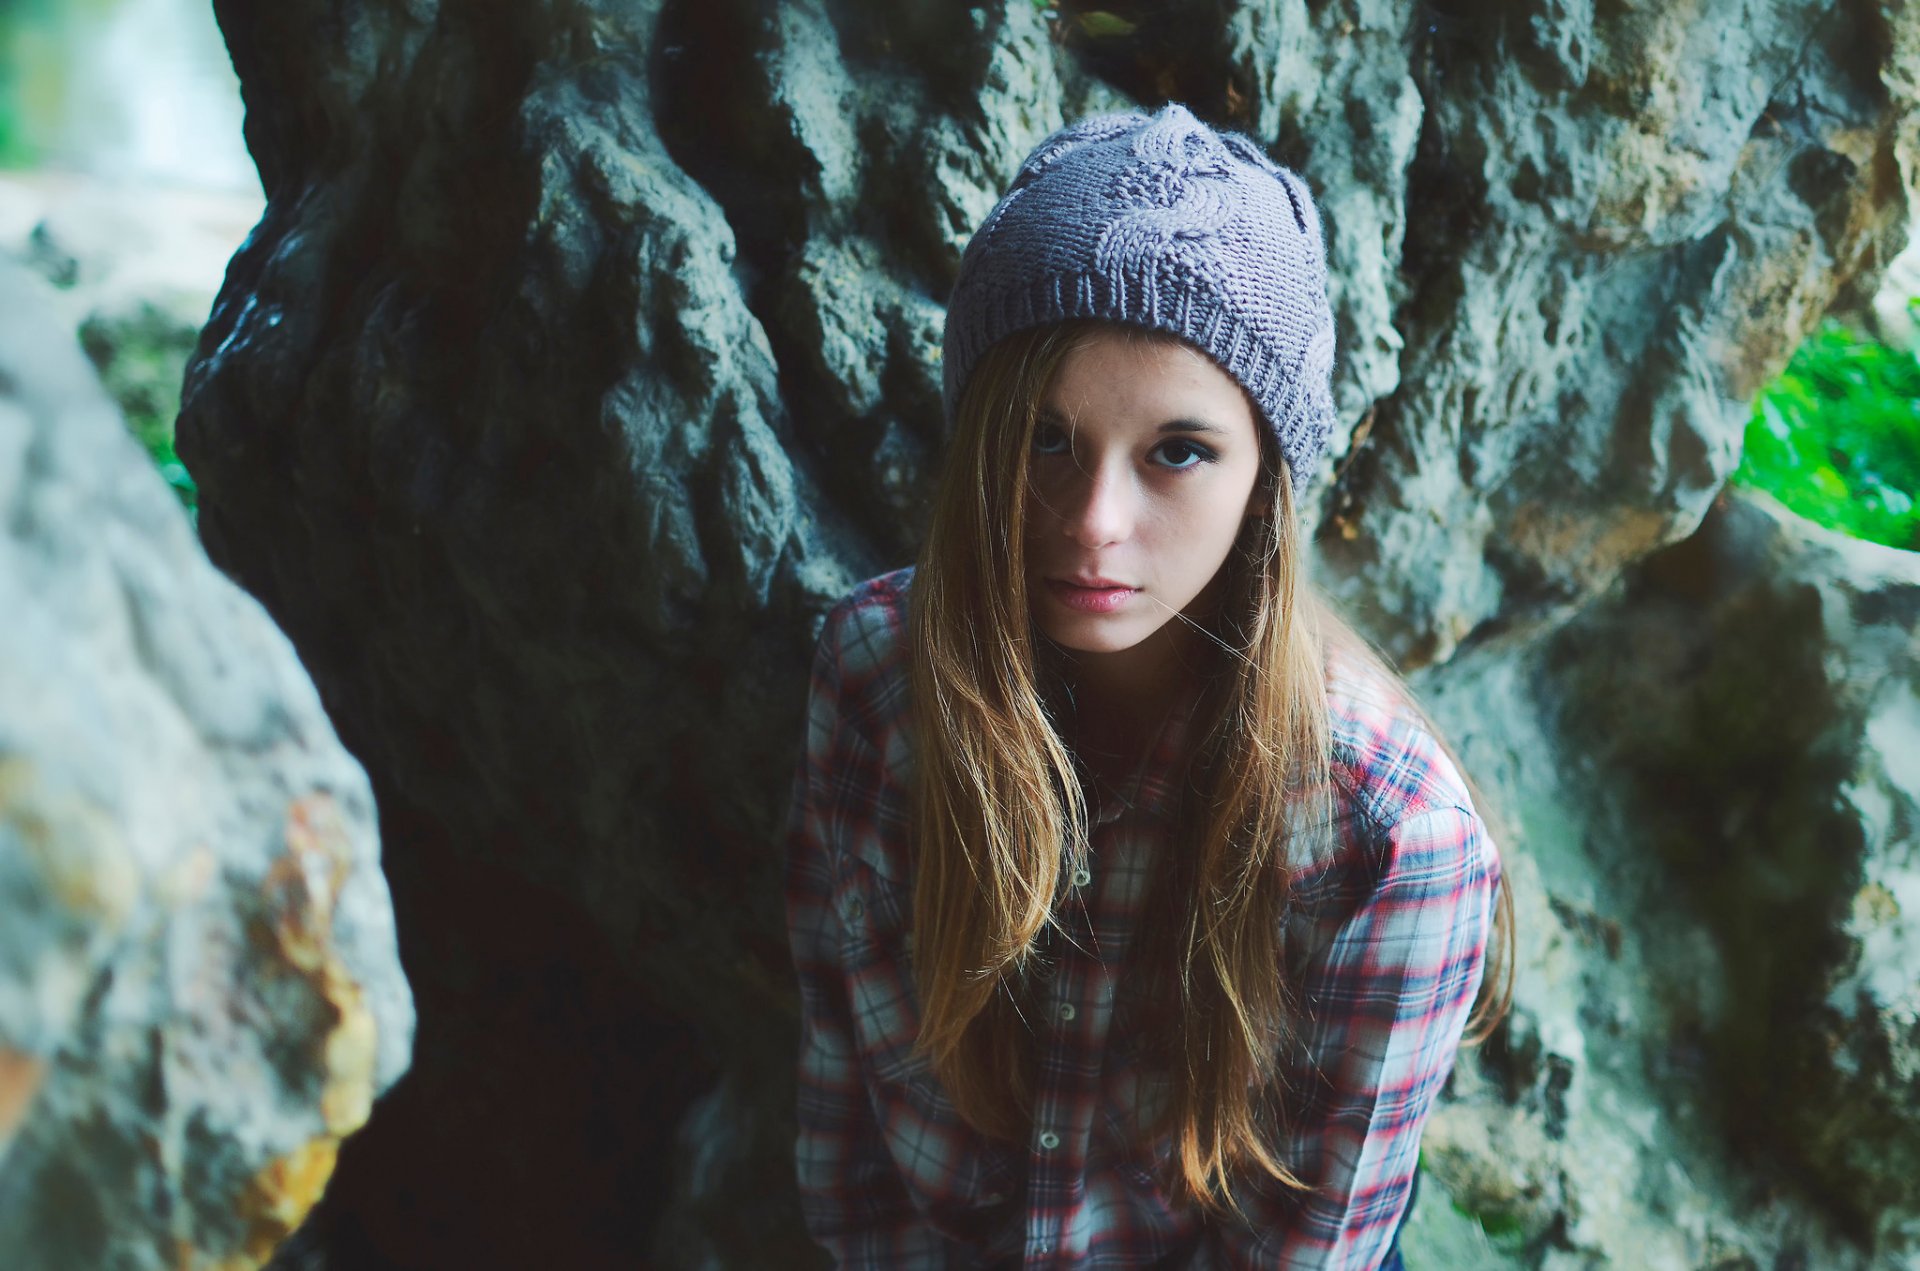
1045, 579, 1138, 614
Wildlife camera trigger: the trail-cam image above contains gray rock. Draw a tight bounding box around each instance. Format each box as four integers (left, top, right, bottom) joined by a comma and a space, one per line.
0, 257, 412, 1269
1409, 487, 1920, 1267
1311, 0, 1917, 669
1554, 488, 1920, 1247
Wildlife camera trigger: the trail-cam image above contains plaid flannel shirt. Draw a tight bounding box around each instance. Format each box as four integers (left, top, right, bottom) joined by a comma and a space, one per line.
784, 568, 1502, 1269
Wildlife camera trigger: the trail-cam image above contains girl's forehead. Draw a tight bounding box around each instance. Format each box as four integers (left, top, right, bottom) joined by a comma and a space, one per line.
1040, 335, 1252, 429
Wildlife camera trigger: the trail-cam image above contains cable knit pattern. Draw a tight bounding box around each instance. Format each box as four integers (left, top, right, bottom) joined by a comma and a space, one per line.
942, 102, 1338, 494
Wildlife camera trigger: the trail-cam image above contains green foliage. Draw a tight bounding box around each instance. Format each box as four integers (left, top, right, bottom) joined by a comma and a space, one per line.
1730, 313, 1920, 552
78, 304, 199, 517
1028, 2, 1140, 38
1074, 10, 1139, 36
0, 0, 62, 169
1408, 1152, 1533, 1260
134, 427, 199, 519
0, 106, 29, 168
1, 0, 146, 171
1456, 1202, 1531, 1251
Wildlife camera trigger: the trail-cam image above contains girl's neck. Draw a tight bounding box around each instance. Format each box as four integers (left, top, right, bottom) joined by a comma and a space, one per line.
1050, 619, 1206, 772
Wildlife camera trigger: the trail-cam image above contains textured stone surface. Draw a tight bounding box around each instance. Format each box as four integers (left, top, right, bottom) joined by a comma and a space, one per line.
1309, 0, 1920, 669
0, 257, 412, 1271
1553, 488, 1920, 1250
1408, 486, 1920, 1267
175, 0, 1920, 1265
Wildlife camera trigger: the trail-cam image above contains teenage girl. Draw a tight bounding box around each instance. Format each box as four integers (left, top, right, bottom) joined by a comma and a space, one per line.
784, 102, 1516, 1270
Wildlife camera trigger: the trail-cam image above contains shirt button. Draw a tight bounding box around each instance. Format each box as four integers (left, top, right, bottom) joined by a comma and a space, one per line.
1058, 1003, 1077, 1022
1038, 1130, 1061, 1150
1071, 867, 1091, 887
845, 897, 863, 921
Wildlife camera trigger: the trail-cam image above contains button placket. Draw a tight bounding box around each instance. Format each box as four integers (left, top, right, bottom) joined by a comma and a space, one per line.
1027, 863, 1098, 1268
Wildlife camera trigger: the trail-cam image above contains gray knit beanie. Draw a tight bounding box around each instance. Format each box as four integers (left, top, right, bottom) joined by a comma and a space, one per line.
942, 102, 1338, 495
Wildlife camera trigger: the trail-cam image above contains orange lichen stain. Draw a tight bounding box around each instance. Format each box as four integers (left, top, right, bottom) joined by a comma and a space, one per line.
0, 754, 137, 923
261, 794, 380, 1136
158, 844, 218, 910
1508, 501, 1670, 581
170, 1138, 342, 1270
238, 1137, 340, 1265
1822, 124, 1876, 167
1853, 881, 1901, 927
320, 993, 377, 1133
168, 796, 386, 1268
0, 1047, 46, 1150
263, 795, 351, 974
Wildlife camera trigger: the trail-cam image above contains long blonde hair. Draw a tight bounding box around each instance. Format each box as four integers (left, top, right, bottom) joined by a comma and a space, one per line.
908, 318, 1516, 1212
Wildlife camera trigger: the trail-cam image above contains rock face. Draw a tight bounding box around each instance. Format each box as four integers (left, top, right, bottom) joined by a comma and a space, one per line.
1553, 489, 1920, 1246
176, 0, 1920, 1266
1406, 486, 1920, 1268
0, 257, 413, 1270
1306, 0, 1918, 668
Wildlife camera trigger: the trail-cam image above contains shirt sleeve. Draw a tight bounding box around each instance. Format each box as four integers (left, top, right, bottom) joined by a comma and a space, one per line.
784, 610, 951, 1266
1201, 803, 1501, 1270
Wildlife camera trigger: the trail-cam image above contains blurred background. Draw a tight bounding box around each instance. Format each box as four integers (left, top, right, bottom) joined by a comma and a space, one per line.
2, 0, 260, 517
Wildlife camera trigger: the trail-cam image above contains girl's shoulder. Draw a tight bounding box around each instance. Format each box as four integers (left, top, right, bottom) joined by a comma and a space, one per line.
808, 566, 917, 754
814, 565, 915, 675
1320, 641, 1479, 835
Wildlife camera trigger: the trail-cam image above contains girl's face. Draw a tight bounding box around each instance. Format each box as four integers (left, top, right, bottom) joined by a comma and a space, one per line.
1024, 328, 1268, 662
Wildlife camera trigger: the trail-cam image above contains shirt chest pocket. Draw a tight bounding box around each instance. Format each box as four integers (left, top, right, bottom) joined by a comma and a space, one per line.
833, 855, 933, 1089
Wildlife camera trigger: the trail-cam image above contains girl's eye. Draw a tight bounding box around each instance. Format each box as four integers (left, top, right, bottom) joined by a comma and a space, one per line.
1152, 439, 1217, 470
1033, 422, 1071, 455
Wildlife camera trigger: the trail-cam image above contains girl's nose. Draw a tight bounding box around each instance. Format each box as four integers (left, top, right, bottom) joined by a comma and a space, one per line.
1060, 462, 1133, 548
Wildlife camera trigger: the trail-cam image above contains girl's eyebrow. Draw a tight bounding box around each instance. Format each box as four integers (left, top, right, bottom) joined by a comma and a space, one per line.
1036, 405, 1225, 437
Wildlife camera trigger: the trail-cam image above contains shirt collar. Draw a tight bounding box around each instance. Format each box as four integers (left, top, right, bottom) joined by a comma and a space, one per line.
1086, 677, 1205, 828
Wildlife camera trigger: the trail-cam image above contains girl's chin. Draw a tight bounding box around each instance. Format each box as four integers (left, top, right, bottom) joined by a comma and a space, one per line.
1037, 616, 1164, 657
